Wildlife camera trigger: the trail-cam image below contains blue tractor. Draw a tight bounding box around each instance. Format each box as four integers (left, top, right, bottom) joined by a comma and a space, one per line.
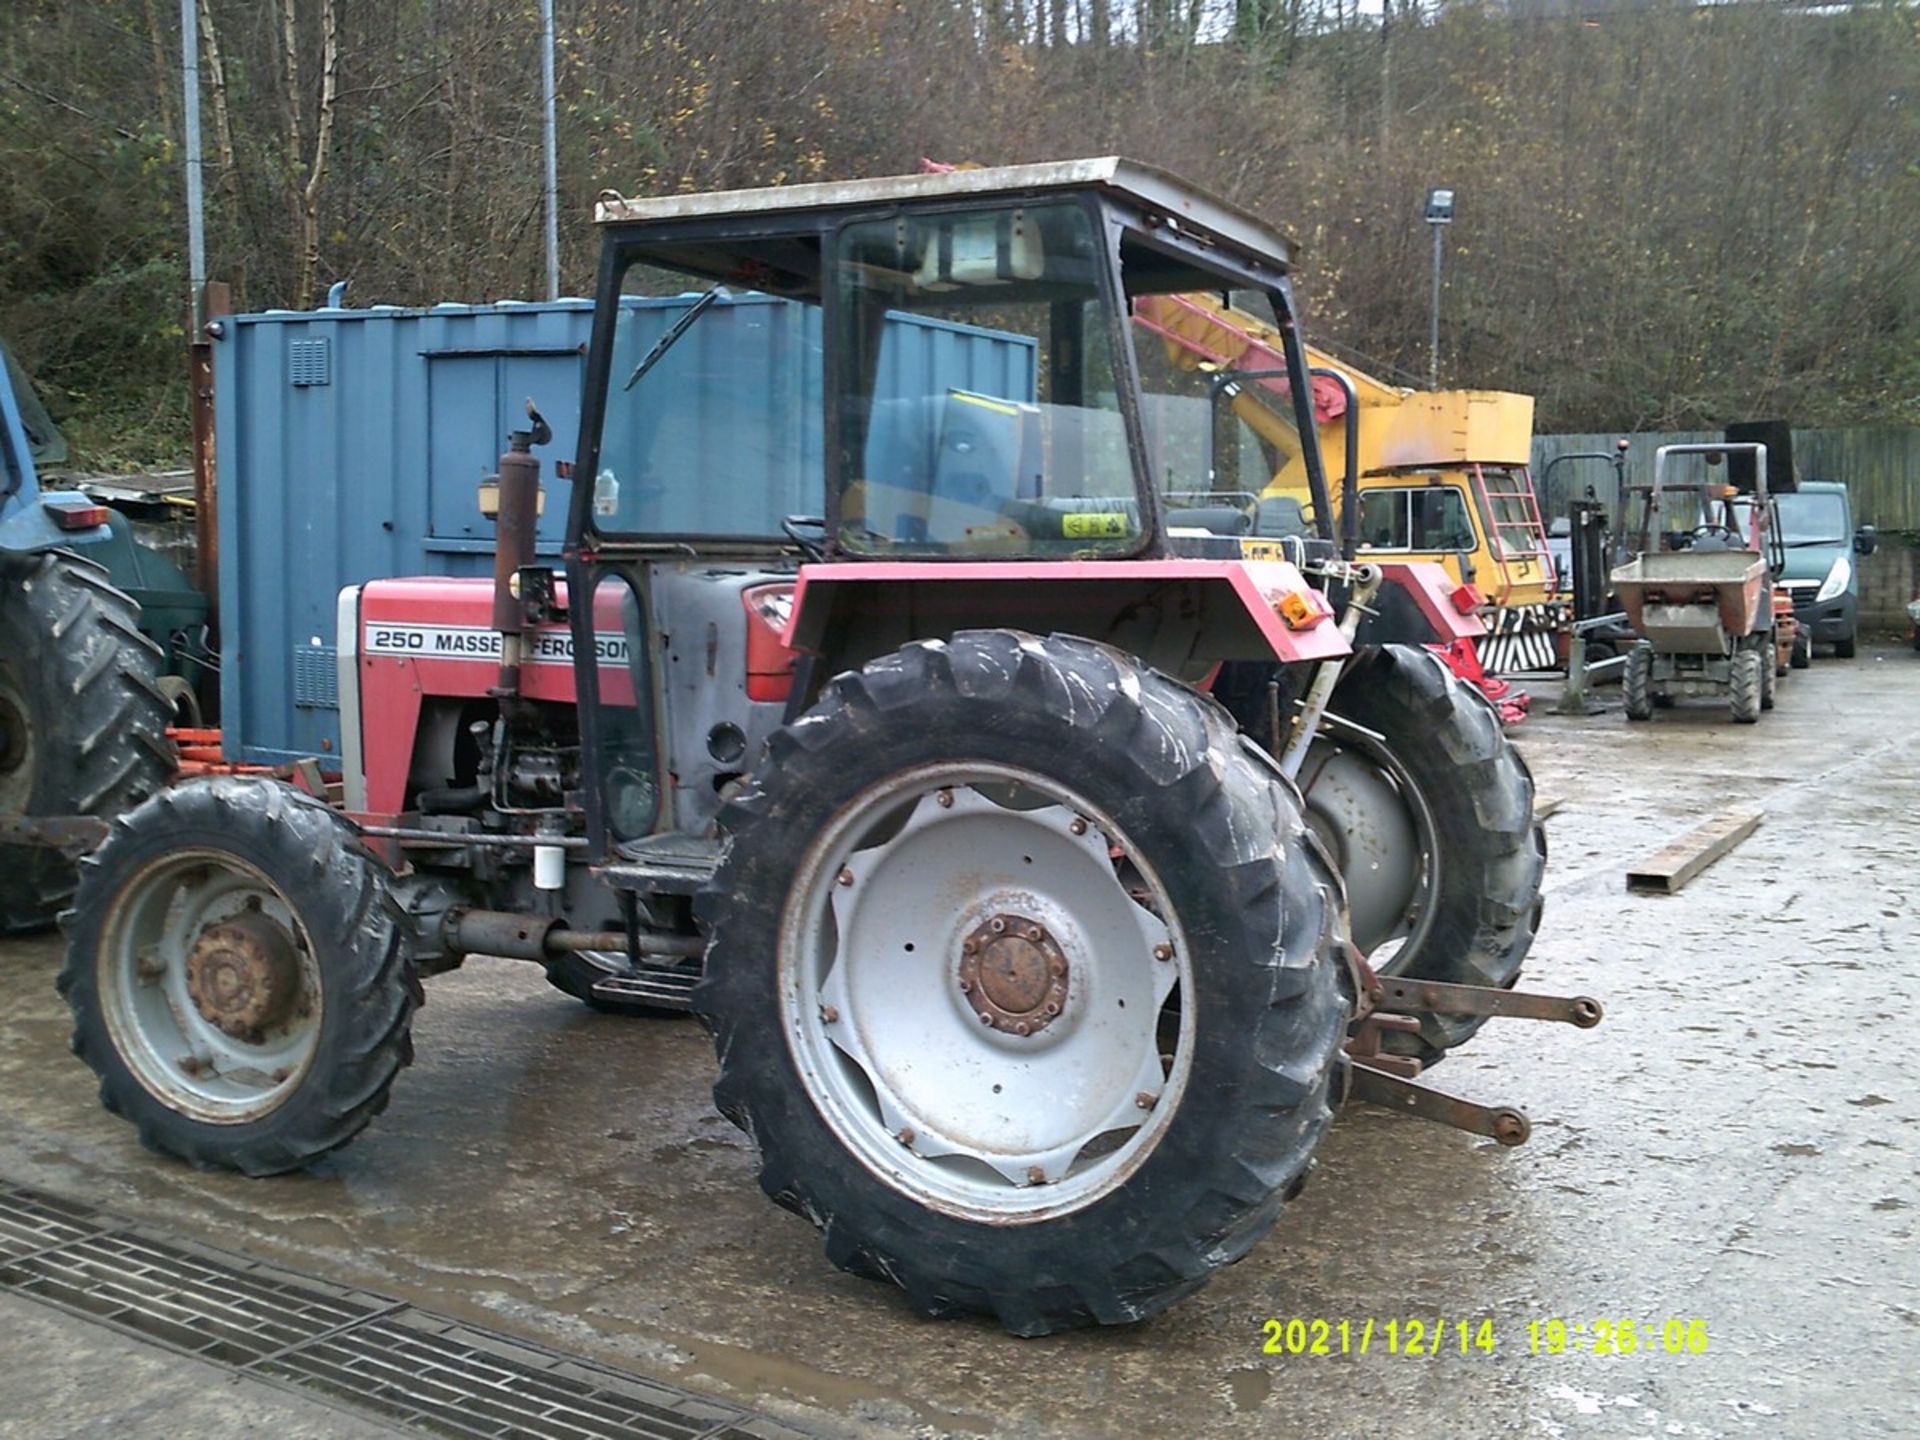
0, 342, 176, 931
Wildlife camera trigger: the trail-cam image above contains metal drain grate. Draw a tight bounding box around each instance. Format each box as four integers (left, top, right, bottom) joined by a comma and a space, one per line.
0, 1182, 811, 1440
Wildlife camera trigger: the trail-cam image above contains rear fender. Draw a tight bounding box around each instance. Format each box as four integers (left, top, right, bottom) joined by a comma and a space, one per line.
783, 559, 1350, 702
1356, 561, 1489, 647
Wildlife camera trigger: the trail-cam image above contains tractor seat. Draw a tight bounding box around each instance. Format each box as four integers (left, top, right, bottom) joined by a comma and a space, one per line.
1166, 505, 1251, 536
1254, 497, 1309, 538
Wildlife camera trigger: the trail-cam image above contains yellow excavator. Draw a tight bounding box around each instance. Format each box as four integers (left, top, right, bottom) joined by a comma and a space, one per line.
1135, 292, 1562, 677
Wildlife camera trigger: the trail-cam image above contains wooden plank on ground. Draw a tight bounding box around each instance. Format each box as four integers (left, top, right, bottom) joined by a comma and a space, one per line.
1533, 794, 1565, 820
1625, 810, 1762, 894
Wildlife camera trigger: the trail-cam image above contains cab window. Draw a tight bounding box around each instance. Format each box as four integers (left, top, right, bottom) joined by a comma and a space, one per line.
832, 203, 1141, 556
1355, 486, 1475, 552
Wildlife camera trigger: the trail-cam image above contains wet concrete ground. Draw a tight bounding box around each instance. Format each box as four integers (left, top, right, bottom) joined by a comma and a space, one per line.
1, 646, 1915, 1438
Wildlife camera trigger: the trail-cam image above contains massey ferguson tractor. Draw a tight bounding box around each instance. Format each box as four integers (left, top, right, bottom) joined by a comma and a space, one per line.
31, 159, 1600, 1335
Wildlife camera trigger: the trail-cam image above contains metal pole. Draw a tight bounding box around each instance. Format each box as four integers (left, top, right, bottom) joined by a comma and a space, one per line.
540, 0, 560, 301
1428, 221, 1443, 390
180, 0, 206, 326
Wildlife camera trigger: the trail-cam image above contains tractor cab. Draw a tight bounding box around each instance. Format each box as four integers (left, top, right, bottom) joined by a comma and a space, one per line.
579, 158, 1333, 562
561, 159, 1362, 852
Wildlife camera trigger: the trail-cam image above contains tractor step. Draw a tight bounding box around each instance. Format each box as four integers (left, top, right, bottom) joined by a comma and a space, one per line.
590, 960, 701, 1011
603, 834, 722, 896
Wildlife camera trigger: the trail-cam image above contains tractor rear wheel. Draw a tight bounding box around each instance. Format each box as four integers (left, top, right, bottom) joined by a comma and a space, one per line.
1623, 643, 1655, 721
695, 631, 1346, 1336
1300, 645, 1543, 1060
59, 778, 419, 1174
1729, 649, 1763, 724
0, 551, 175, 932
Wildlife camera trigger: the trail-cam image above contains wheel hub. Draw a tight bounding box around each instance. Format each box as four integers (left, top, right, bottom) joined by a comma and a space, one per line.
959, 913, 1069, 1036
185, 910, 301, 1039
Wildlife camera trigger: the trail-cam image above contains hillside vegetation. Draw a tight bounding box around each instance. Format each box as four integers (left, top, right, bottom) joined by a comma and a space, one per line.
2, 0, 1916, 468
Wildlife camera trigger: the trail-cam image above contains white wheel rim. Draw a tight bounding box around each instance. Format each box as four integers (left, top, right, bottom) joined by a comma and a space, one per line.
1299, 733, 1438, 971
98, 850, 324, 1124
779, 763, 1193, 1222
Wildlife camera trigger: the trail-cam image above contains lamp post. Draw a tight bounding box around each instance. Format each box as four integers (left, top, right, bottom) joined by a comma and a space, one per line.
540, 0, 559, 300
1424, 186, 1454, 390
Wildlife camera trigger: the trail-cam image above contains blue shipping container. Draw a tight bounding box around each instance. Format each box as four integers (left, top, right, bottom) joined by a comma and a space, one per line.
213, 296, 1037, 765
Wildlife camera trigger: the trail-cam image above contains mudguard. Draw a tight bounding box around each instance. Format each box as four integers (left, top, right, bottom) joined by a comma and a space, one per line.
782, 558, 1351, 690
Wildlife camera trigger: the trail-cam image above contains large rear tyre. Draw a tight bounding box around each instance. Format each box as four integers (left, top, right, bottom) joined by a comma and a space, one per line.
0, 551, 176, 932
1301, 645, 1542, 1060
1623, 643, 1655, 721
1729, 649, 1763, 724
59, 778, 419, 1175
695, 631, 1346, 1336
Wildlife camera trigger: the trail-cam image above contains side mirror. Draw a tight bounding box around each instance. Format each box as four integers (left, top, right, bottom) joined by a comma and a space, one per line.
1855, 525, 1877, 556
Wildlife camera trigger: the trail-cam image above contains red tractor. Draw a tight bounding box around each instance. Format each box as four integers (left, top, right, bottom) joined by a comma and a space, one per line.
40, 160, 1596, 1335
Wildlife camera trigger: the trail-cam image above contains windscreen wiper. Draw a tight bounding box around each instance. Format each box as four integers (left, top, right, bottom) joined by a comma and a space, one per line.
622, 284, 728, 392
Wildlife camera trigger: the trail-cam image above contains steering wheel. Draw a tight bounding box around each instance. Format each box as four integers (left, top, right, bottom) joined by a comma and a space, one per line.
1689, 523, 1743, 550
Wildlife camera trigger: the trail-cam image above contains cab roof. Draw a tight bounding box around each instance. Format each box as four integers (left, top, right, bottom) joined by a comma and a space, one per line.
593, 157, 1297, 273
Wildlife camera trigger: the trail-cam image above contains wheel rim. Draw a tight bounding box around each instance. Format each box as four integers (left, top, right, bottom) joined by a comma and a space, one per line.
1299, 732, 1438, 971
0, 661, 35, 815
98, 849, 324, 1123
779, 763, 1193, 1222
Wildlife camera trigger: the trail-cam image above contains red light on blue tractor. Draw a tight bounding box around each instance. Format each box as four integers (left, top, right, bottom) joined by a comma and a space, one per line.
44, 499, 111, 530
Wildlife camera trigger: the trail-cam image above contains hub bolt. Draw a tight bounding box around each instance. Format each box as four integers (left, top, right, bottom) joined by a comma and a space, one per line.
1153, 943, 1173, 962
819, 1004, 839, 1024
935, 789, 954, 808
896, 1127, 916, 1146
1026, 1166, 1047, 1185
989, 917, 1006, 934
1069, 818, 1088, 836
1135, 1091, 1157, 1110
837, 868, 854, 887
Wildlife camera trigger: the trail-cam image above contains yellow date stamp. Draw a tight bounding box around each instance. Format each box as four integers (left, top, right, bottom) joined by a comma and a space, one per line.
1259, 1317, 1710, 1357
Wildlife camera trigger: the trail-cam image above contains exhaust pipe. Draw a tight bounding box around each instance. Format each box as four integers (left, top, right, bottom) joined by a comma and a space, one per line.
488, 401, 551, 700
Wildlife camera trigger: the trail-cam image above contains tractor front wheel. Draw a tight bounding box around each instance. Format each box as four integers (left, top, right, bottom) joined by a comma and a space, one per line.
1729, 649, 1763, 724
60, 778, 420, 1174
1300, 645, 1543, 1060
1623, 643, 1655, 721
696, 631, 1346, 1335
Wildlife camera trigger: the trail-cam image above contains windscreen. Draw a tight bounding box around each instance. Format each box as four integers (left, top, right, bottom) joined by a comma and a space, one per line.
592, 271, 817, 539
1355, 486, 1475, 551
833, 203, 1142, 556
1769, 490, 1849, 546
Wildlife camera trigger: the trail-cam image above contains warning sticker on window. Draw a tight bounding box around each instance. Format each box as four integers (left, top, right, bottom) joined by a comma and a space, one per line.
1060, 511, 1134, 539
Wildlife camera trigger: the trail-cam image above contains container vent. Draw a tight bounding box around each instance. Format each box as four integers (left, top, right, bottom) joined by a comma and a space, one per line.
289, 338, 332, 386
293, 644, 339, 708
